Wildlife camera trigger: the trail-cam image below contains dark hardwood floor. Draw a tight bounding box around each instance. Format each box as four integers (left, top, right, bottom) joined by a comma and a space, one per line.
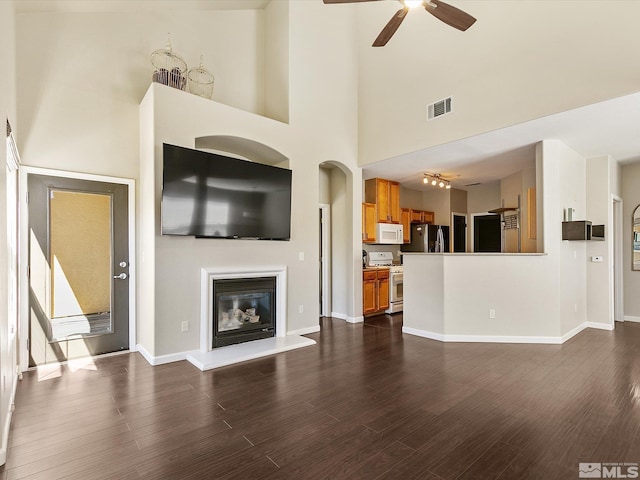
3, 316, 640, 479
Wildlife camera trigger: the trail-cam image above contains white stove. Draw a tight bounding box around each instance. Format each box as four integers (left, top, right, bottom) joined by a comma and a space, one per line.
367, 252, 403, 313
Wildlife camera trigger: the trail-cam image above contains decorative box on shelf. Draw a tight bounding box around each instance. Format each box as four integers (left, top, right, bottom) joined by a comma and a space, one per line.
562, 221, 605, 241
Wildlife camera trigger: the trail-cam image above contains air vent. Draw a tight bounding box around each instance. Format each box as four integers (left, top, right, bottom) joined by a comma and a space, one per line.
464, 182, 481, 187
427, 96, 453, 121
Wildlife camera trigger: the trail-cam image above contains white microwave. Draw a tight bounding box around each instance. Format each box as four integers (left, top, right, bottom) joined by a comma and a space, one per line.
376, 223, 404, 244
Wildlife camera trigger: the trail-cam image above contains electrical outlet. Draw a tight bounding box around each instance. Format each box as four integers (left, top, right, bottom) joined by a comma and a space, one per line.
299, 305, 304, 314
489, 309, 496, 319
181, 321, 189, 332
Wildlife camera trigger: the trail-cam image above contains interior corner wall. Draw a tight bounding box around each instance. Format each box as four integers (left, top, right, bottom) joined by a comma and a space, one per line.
0, 0, 17, 466
467, 181, 501, 215
622, 161, 640, 318
15, 8, 263, 178
586, 156, 614, 326
422, 189, 450, 225
264, 0, 289, 123
540, 140, 587, 336
399, 187, 423, 210
330, 166, 349, 318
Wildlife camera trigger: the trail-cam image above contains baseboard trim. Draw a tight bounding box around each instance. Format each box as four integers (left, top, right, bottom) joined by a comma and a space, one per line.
135, 344, 189, 366
586, 321, 615, 331
402, 327, 446, 342
404, 322, 614, 345
561, 323, 588, 343
403, 326, 562, 344
624, 315, 640, 323
330, 312, 363, 324
288, 326, 321, 336
0, 371, 18, 465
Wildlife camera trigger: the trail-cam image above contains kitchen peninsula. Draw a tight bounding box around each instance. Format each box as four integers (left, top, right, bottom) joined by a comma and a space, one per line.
400, 251, 604, 345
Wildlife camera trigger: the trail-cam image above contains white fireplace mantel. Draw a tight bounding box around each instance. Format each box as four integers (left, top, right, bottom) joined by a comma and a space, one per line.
185, 266, 315, 371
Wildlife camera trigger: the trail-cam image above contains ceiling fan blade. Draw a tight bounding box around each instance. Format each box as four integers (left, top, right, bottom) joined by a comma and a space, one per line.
323, 0, 384, 3
425, 0, 476, 31
373, 7, 409, 47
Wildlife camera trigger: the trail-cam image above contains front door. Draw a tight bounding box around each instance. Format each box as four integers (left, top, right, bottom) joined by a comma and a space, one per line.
28, 174, 130, 366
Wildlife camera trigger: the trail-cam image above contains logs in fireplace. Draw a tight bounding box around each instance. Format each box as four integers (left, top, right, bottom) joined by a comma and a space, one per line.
212, 276, 276, 348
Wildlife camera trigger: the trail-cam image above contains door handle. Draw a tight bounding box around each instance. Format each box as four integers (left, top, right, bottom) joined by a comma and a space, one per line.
113, 273, 128, 280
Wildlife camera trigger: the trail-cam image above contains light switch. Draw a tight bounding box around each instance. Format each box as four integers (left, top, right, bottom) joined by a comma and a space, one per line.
299, 252, 304, 261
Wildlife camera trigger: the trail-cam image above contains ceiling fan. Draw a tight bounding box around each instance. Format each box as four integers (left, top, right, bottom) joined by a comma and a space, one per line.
323, 0, 476, 47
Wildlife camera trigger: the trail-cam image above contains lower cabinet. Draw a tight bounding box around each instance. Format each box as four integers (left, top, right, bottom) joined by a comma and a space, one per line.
363, 269, 390, 315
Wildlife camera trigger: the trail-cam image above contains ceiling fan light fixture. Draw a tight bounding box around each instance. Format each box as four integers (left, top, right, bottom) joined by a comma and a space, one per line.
404, 0, 423, 9
446, 182, 451, 189
431, 179, 437, 186
423, 175, 429, 184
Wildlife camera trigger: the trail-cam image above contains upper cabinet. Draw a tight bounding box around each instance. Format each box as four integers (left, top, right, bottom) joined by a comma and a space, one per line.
365, 178, 401, 224
362, 202, 376, 243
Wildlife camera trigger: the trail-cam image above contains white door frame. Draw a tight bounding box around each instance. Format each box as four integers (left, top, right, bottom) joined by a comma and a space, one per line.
319, 204, 331, 317
611, 194, 623, 323
451, 212, 467, 253
19, 166, 136, 372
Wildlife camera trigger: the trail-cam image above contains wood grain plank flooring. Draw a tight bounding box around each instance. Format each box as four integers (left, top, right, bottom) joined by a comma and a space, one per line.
2, 316, 640, 479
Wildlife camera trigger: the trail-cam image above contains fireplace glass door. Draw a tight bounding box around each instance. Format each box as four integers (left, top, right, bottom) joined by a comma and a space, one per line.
213, 276, 276, 348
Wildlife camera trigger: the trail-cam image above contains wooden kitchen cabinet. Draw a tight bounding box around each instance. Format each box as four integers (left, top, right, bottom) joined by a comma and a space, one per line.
365, 178, 401, 224
422, 210, 434, 224
409, 209, 435, 224
363, 269, 389, 315
377, 269, 390, 311
362, 202, 376, 243
401, 208, 411, 243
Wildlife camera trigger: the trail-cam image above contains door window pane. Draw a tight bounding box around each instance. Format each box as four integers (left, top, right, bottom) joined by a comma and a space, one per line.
49, 190, 112, 340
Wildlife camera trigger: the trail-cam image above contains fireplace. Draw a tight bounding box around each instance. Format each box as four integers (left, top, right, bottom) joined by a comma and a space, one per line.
213, 276, 276, 348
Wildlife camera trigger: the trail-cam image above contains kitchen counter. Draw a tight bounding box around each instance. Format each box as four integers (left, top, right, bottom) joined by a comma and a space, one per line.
400, 252, 546, 257
401, 252, 569, 344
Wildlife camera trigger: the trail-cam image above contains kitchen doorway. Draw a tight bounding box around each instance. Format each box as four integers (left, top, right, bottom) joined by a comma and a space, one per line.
319, 204, 331, 317
451, 213, 467, 253
21, 169, 135, 368
472, 213, 502, 252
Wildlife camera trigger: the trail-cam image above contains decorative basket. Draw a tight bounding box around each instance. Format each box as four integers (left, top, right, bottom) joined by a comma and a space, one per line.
151, 36, 187, 91
188, 56, 215, 99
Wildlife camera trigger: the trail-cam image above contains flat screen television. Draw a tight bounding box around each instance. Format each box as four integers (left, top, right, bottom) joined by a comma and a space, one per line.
161, 143, 292, 240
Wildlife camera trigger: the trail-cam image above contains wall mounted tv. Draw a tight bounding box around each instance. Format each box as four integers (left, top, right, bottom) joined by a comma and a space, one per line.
162, 143, 292, 240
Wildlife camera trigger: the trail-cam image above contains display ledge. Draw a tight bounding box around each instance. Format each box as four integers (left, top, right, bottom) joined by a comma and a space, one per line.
186, 335, 316, 371
400, 252, 547, 256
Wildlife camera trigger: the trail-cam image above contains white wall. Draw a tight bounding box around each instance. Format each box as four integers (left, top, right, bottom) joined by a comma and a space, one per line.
264, 0, 289, 123
137, 1, 362, 358
357, 0, 640, 166
622, 161, 640, 319
422, 188, 450, 225
403, 139, 592, 342
0, 0, 17, 466
16, 8, 265, 177
586, 156, 617, 326
399, 186, 423, 210
467, 181, 500, 214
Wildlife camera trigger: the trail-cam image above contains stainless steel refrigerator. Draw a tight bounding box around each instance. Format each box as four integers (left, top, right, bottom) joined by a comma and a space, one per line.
401, 224, 450, 253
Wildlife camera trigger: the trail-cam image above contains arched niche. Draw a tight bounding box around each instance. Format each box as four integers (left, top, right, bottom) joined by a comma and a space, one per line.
195, 135, 289, 168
